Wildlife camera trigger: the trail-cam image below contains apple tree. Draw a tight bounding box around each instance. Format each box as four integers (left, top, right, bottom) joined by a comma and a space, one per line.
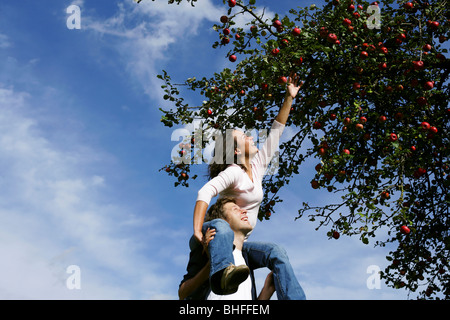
146, 0, 449, 299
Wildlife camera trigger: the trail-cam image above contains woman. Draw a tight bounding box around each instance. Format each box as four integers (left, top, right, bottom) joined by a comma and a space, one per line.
179, 72, 306, 300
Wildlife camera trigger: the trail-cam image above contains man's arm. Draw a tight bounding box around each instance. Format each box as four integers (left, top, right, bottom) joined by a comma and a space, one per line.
178, 261, 210, 300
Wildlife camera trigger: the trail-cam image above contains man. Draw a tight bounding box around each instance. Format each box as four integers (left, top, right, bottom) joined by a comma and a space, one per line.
178, 197, 277, 300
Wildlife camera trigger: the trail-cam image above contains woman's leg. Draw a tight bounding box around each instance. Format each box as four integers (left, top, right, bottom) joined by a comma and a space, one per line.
243, 241, 306, 300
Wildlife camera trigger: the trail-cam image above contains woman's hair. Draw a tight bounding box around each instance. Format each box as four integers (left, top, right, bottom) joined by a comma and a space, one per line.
208, 129, 247, 179
204, 196, 236, 222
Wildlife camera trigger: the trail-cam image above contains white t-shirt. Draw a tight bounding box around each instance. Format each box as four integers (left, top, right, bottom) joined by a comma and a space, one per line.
206, 249, 252, 300
197, 120, 285, 238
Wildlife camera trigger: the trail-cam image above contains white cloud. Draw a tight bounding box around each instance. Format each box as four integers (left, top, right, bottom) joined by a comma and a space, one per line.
0, 85, 176, 299
81, 0, 223, 100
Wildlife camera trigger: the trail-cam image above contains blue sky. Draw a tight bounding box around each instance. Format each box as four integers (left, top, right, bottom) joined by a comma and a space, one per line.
0, 0, 422, 299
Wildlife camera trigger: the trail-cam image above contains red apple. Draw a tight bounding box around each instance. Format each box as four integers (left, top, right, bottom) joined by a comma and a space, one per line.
228, 0, 236, 7
356, 123, 364, 131
343, 117, 352, 125
353, 82, 361, 90
313, 121, 323, 129
343, 18, 352, 26
360, 51, 369, 59
359, 116, 367, 124
278, 76, 288, 85
424, 81, 434, 90
379, 115, 387, 123
423, 44, 432, 52
347, 4, 355, 12
417, 96, 427, 106
429, 21, 439, 30
380, 46, 388, 54
389, 133, 398, 142
400, 225, 410, 235
404, 2, 414, 9
292, 27, 301, 36
343, 149, 351, 155
223, 28, 230, 35
220, 16, 229, 23
429, 126, 438, 134
413, 60, 424, 70
273, 20, 282, 28
329, 113, 337, 121
271, 48, 280, 56
420, 121, 430, 131
229, 55, 237, 62
381, 191, 390, 199
378, 62, 387, 70
332, 231, 340, 239
327, 33, 338, 43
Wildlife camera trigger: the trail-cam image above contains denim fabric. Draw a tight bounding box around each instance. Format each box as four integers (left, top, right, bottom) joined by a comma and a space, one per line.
243, 241, 306, 300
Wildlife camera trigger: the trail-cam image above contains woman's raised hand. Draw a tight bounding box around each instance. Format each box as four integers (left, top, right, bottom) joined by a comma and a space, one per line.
286, 71, 303, 99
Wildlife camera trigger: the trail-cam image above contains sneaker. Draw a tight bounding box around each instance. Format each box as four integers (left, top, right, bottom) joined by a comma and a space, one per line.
220, 264, 250, 295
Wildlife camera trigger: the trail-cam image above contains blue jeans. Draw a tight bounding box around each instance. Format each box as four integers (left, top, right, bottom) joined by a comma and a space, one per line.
189, 218, 306, 300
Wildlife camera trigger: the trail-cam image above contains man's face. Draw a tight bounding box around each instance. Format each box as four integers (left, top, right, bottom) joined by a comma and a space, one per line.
222, 202, 253, 234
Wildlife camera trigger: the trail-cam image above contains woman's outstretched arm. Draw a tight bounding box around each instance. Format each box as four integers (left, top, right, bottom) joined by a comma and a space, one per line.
275, 72, 303, 125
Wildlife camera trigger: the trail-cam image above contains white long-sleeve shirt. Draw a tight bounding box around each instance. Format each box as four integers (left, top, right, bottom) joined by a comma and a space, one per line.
197, 120, 285, 238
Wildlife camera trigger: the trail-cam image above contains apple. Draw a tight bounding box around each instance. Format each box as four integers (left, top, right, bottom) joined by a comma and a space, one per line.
353, 82, 361, 90
424, 81, 434, 90
315, 163, 322, 171
343, 149, 351, 155
223, 28, 230, 35
417, 96, 427, 106
378, 62, 387, 70
318, 147, 326, 156
420, 121, 430, 131
332, 231, 340, 239
429, 21, 439, 30
379, 115, 387, 123
353, 11, 360, 19
380, 46, 388, 54
292, 27, 301, 36
359, 116, 367, 124
229, 55, 237, 62
220, 15, 229, 23
311, 180, 320, 189
294, 57, 303, 65
180, 172, 189, 180
327, 33, 338, 43
347, 4, 355, 12
389, 133, 398, 142
381, 191, 390, 199
329, 113, 337, 121
343, 117, 352, 125
207, 109, 213, 116
410, 146, 416, 152
343, 18, 352, 26
400, 225, 410, 235
412, 60, 424, 70
404, 2, 414, 9
235, 33, 241, 40
278, 76, 288, 85
271, 48, 280, 56
356, 123, 364, 131
429, 126, 438, 134
360, 51, 369, 59
221, 37, 230, 45
313, 121, 323, 129
228, 0, 236, 7
273, 20, 282, 28
423, 44, 432, 52
281, 39, 289, 47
